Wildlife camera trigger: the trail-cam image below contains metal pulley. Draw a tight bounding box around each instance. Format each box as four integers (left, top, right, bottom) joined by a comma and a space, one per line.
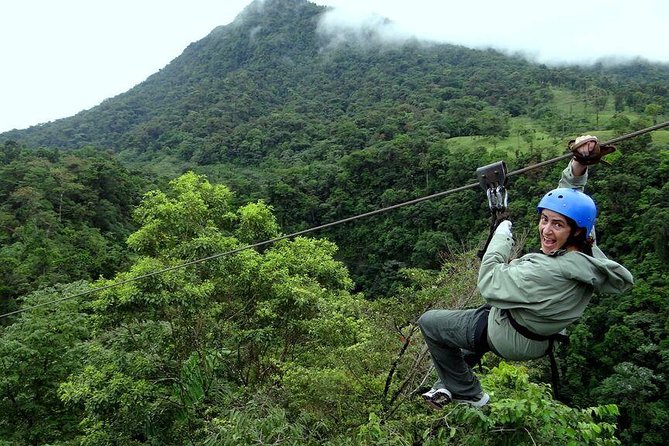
476, 161, 508, 211
475, 160, 510, 260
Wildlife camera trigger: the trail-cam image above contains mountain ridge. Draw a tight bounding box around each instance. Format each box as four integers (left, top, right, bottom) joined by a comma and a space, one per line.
2, 0, 667, 160
2, 0, 324, 146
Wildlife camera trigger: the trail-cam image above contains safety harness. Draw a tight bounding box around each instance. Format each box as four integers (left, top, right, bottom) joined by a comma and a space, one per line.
474, 160, 568, 399
502, 309, 569, 399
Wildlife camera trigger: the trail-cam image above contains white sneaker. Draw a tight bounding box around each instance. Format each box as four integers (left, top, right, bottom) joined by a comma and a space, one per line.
452, 391, 490, 408
421, 388, 452, 410
422, 388, 489, 409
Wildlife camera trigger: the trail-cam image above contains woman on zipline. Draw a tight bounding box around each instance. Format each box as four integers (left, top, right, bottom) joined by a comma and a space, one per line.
418, 135, 634, 408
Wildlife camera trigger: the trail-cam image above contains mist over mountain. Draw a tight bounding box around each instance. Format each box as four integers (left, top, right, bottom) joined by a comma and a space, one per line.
3, 0, 667, 161
3, 0, 666, 303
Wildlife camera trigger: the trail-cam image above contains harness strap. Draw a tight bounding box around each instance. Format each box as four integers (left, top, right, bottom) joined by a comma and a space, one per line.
476, 209, 509, 260
547, 341, 561, 400
501, 309, 569, 343
473, 304, 492, 353
463, 304, 492, 373
501, 309, 568, 400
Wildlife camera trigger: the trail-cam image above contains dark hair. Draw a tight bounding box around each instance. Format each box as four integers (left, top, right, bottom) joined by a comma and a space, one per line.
564, 216, 594, 256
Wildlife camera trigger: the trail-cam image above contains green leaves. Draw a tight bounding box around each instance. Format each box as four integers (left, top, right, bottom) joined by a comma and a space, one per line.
128, 171, 236, 256
44, 172, 375, 443
0, 145, 138, 302
0, 282, 92, 444
415, 363, 622, 446
235, 201, 280, 244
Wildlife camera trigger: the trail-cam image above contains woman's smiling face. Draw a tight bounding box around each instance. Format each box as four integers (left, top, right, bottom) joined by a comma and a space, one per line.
538, 209, 573, 254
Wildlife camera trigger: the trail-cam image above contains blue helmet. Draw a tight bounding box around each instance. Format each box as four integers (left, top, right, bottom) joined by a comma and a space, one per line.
537, 188, 597, 237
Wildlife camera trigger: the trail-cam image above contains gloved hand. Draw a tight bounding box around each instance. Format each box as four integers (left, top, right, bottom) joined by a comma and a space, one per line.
494, 220, 512, 237
568, 134, 616, 165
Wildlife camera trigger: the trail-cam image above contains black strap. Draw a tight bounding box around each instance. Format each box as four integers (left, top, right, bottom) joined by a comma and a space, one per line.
476, 216, 498, 260
547, 341, 561, 400
476, 210, 509, 260
501, 309, 569, 344
501, 309, 568, 400
463, 304, 492, 373
473, 304, 492, 353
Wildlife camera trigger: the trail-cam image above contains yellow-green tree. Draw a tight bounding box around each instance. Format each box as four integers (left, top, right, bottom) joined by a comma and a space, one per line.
58, 172, 361, 444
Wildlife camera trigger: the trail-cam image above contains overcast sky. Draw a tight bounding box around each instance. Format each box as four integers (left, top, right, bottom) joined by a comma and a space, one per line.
1, 0, 667, 134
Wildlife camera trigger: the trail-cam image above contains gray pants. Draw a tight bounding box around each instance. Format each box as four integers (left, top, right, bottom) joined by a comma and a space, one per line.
418, 307, 486, 397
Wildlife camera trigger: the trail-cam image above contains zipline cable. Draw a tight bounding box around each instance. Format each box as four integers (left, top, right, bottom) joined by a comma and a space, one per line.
2, 121, 668, 320
0, 181, 479, 320
508, 120, 669, 177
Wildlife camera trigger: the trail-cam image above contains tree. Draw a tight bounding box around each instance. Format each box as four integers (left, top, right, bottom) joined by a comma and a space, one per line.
0, 282, 91, 445
0, 147, 138, 302
58, 172, 363, 444
644, 103, 663, 124
585, 86, 608, 125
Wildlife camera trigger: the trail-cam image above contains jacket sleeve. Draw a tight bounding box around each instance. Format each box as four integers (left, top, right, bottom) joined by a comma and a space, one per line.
558, 160, 600, 241
477, 232, 554, 308
558, 160, 588, 191
569, 252, 635, 294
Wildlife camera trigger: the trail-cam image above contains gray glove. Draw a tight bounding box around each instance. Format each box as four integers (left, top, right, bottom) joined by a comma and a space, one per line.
494, 220, 512, 237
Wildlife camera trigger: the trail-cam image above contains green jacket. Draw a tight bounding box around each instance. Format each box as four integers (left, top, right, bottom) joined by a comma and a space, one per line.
478, 162, 634, 360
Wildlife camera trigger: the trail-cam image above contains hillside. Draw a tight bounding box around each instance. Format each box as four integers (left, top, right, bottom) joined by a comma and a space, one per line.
4, 0, 666, 158
2, 1, 540, 153
4, 0, 667, 274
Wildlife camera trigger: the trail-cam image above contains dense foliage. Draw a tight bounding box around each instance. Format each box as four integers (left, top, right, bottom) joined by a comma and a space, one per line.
1, 0, 668, 444
0, 144, 142, 315
0, 173, 623, 445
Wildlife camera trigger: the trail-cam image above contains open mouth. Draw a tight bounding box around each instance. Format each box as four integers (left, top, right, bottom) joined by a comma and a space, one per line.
541, 236, 558, 252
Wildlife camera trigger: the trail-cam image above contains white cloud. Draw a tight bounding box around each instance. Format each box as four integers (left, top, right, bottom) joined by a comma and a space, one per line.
316, 0, 669, 64
317, 8, 412, 46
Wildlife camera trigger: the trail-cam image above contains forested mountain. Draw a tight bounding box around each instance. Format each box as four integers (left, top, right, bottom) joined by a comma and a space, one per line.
5, 0, 667, 156
3, 0, 546, 151
0, 145, 142, 314
1, 0, 669, 444
4, 0, 667, 291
